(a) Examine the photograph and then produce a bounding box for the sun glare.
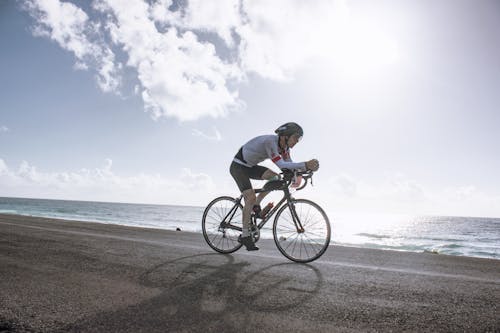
[302,14,403,119]
[316,17,401,79]
[335,23,400,76]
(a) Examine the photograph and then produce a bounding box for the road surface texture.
[1,214,499,332]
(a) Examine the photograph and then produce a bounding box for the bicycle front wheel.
[273,199,331,263]
[202,196,243,253]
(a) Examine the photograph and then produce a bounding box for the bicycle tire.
[202,196,243,253]
[273,199,331,263]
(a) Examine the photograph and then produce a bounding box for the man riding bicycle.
[229,122,320,251]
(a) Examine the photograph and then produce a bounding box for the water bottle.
[260,202,274,219]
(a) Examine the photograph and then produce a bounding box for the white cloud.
[236,0,349,81]
[329,173,358,197]
[328,173,428,203]
[0,158,218,205]
[191,127,222,141]
[2,157,499,216]
[387,173,427,202]
[180,168,216,190]
[23,0,121,92]
[23,0,357,121]
[0,126,9,133]
[0,159,8,175]
[177,0,242,48]
[324,172,500,217]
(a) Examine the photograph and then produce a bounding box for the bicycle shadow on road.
[63,253,324,332]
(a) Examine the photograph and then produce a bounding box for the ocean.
[1,196,498,260]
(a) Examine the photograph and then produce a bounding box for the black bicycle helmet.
[274,122,304,137]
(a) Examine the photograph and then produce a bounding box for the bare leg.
[255,169,279,205]
[241,189,256,237]
[240,188,260,250]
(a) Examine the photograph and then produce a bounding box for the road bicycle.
[202,170,331,263]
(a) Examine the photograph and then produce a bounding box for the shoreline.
[1,213,500,332]
[3,195,500,220]
[1,212,498,261]
[4,212,496,270]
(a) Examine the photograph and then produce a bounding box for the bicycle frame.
[220,171,310,233]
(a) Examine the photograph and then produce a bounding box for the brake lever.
[306,171,314,187]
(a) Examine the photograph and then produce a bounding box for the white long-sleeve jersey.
[233,135,306,171]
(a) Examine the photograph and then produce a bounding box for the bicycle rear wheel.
[273,199,331,263]
[202,196,243,253]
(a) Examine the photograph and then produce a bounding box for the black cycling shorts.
[230,161,268,192]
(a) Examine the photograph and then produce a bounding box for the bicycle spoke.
[284,233,300,252]
[209,231,219,243]
[273,199,330,262]
[202,197,243,253]
[277,229,298,237]
[207,212,222,223]
[303,229,327,239]
[303,217,323,229]
[302,233,323,252]
[277,224,297,232]
[301,235,310,258]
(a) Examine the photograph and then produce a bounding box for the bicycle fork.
[288,200,305,233]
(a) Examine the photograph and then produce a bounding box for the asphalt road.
[1,214,499,332]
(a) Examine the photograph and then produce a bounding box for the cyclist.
[229,122,320,251]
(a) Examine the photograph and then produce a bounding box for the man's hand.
[306,159,319,171]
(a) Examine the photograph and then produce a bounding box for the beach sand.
[1,213,499,332]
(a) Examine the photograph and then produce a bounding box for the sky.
[1,0,500,217]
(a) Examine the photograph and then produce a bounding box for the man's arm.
[273,157,307,171]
